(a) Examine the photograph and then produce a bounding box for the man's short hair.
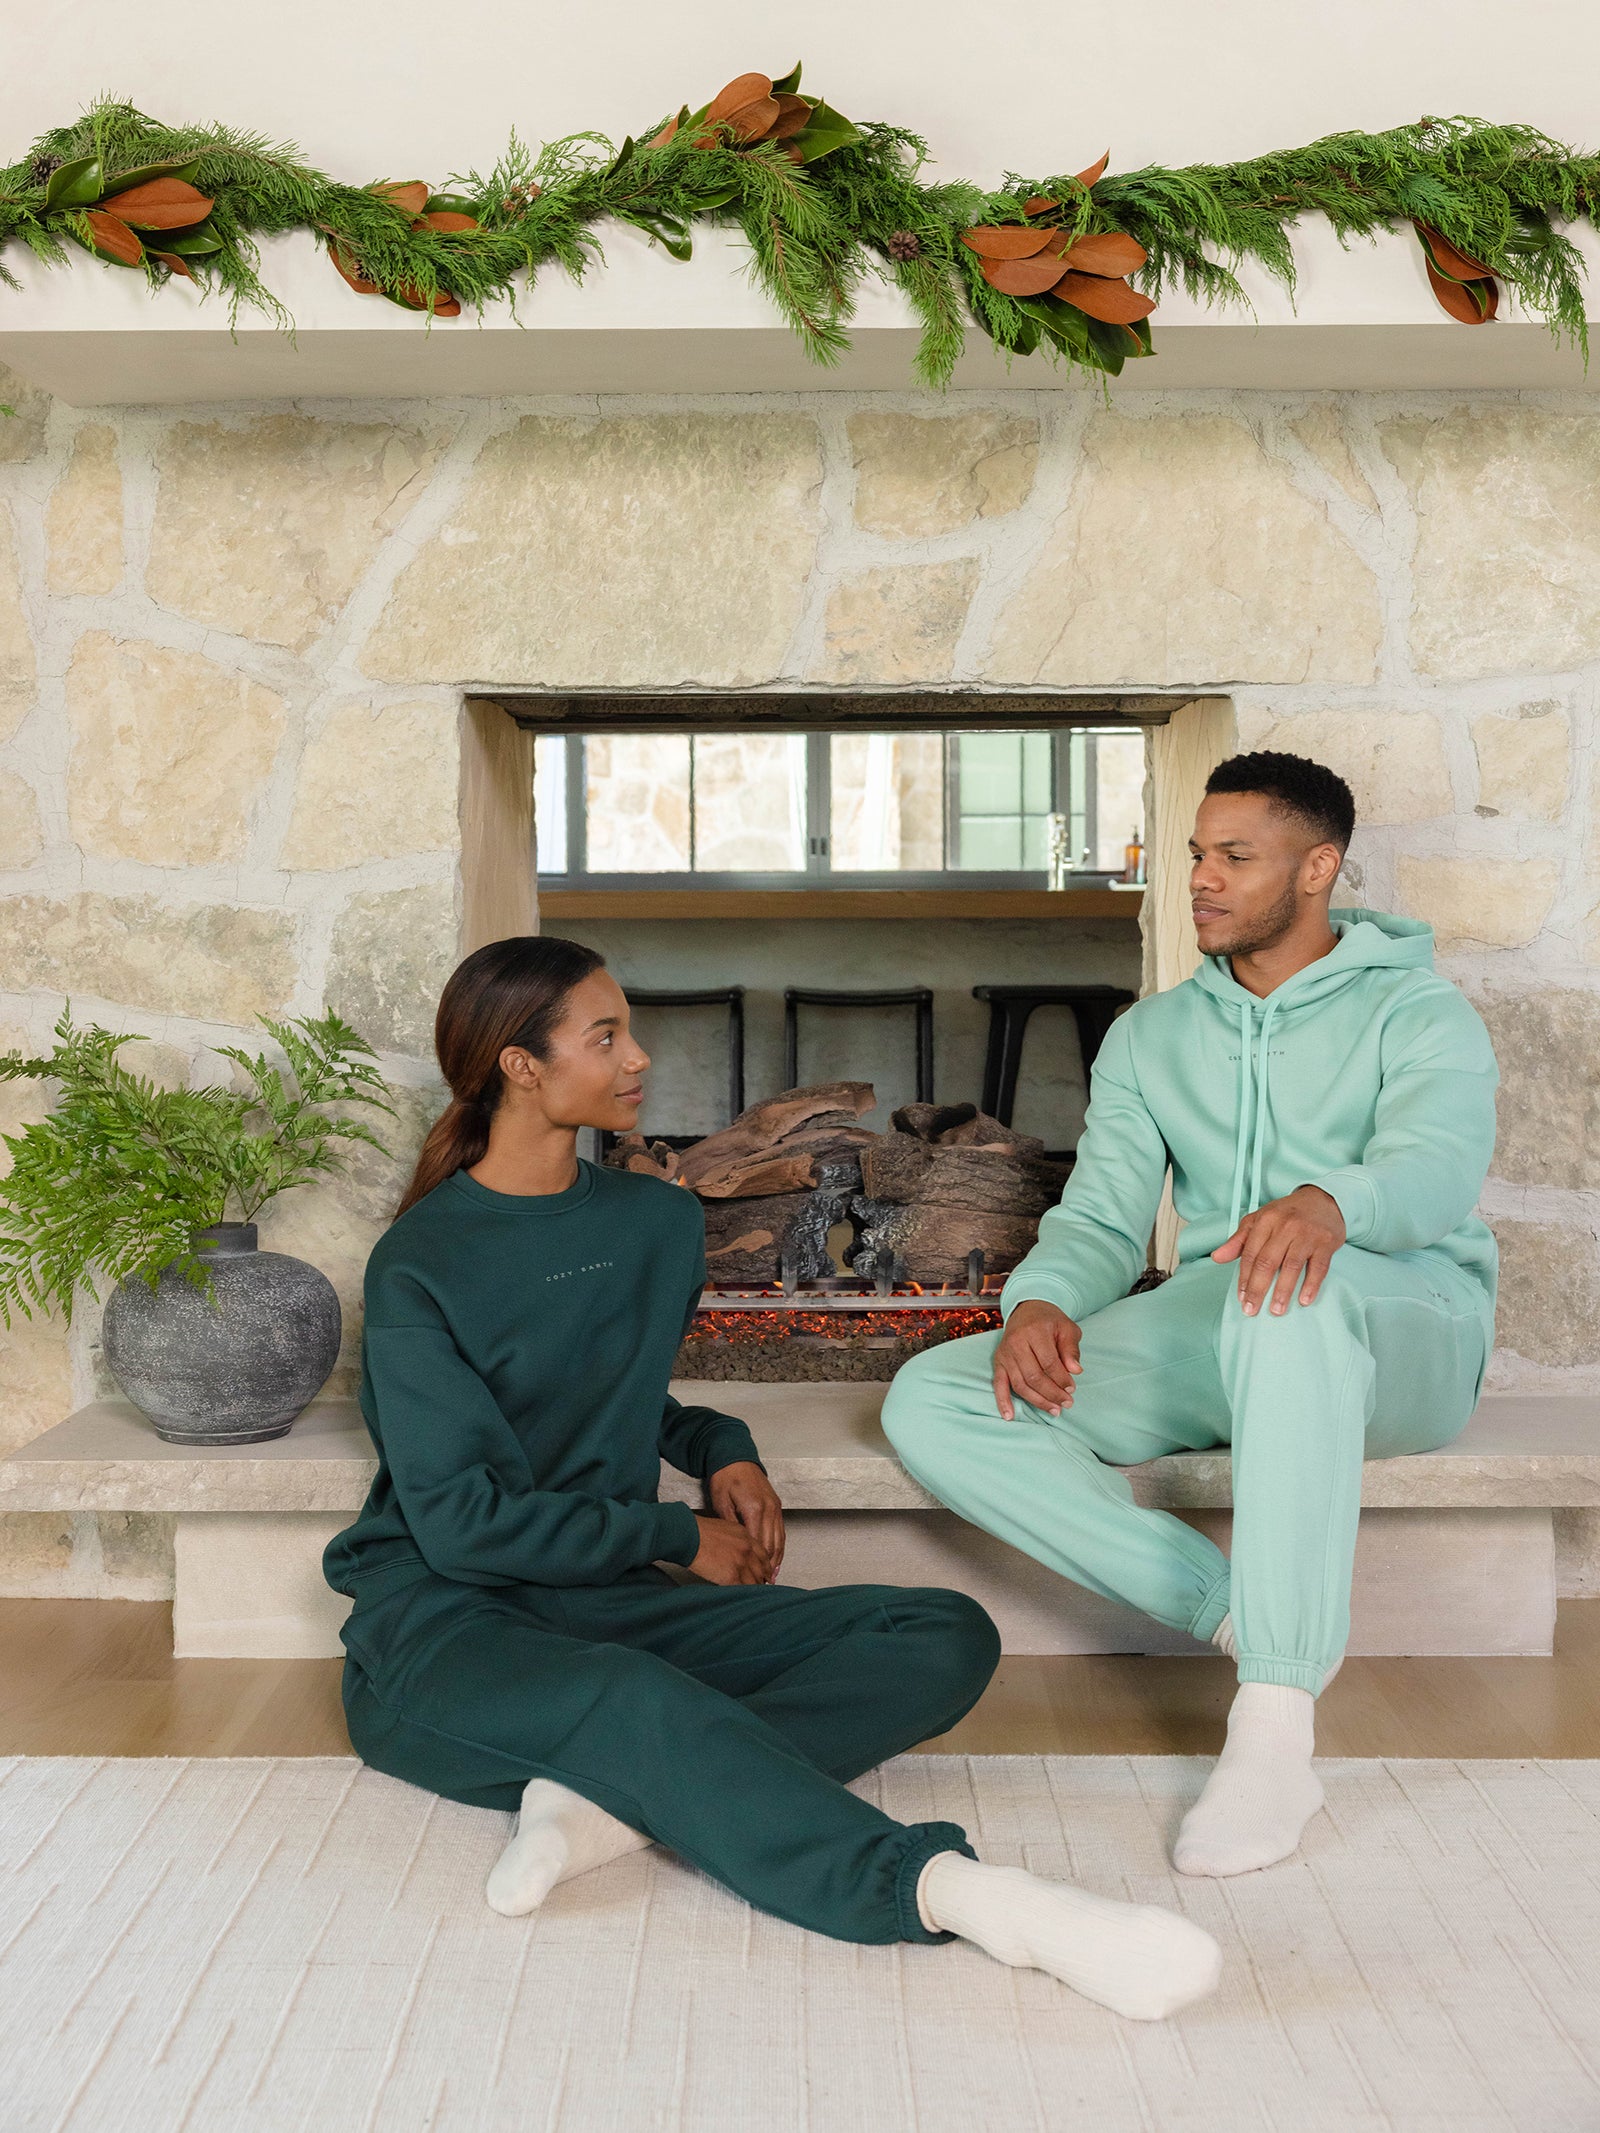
[1204,751,1356,852]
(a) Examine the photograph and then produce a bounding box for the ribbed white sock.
[1209,1612,1344,1687]
[1172,1683,1324,1877]
[485,1778,653,1916]
[916,1852,1222,2021]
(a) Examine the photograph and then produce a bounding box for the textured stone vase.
[102,1222,341,1445]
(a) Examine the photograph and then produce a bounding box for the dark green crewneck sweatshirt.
[323,1160,761,1595]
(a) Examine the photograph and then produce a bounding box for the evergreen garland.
[0,85,1594,386]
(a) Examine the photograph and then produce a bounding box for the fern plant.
[0,1005,395,1326]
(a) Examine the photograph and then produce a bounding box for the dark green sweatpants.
[339,1559,1000,1945]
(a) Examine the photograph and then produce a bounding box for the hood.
[1192,909,1437,1236]
[1192,907,1435,1016]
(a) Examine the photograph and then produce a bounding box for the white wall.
[9,1,1599,186]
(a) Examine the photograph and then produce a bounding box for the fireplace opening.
[462,689,1236,1377]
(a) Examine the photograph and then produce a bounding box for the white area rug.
[4,1755,1600,2132]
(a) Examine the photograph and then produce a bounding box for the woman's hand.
[689,1511,773,1586]
[992,1300,1083,1419]
[707,1461,785,1581]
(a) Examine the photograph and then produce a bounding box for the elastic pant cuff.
[1236,1655,1328,1696]
[1186,1568,1233,1647]
[894,1822,977,1944]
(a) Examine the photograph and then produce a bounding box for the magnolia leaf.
[44,155,102,210]
[1014,293,1092,358]
[75,211,145,267]
[98,176,214,231]
[683,180,742,212]
[159,225,225,256]
[370,180,430,216]
[152,250,195,280]
[425,191,481,216]
[1059,230,1148,278]
[705,74,773,125]
[1011,314,1042,356]
[982,251,1076,296]
[1082,316,1130,374]
[962,226,1060,260]
[604,135,636,179]
[1425,259,1496,322]
[100,156,202,195]
[771,62,803,95]
[1415,222,1494,283]
[419,209,478,233]
[1053,269,1157,324]
[789,101,860,163]
[1074,151,1111,188]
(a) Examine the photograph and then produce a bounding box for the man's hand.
[1212,1185,1346,1315]
[688,1512,773,1586]
[992,1299,1083,1420]
[708,1460,785,1580]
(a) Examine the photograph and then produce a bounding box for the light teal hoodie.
[1002,908,1499,1333]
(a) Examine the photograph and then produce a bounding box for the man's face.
[1189,791,1329,958]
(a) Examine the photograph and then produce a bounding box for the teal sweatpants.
[882,1247,1489,1694]
[338,1559,999,1944]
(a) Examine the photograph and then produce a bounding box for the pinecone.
[500,182,542,219]
[886,229,921,262]
[25,152,62,188]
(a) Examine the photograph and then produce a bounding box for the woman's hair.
[395,935,605,1217]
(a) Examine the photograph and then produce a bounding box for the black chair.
[624,987,745,1143]
[783,987,934,1103]
[971,984,1136,1131]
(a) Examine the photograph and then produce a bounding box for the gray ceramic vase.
[101,1222,341,1445]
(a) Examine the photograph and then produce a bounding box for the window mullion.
[807,732,831,880]
[568,733,586,878]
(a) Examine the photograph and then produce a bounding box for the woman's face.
[508,970,650,1133]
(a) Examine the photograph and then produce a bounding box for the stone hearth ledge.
[3,1385,1596,1515]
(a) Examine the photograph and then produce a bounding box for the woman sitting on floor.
[322,935,1221,2021]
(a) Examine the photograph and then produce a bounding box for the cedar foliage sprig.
[0,1006,395,1326]
[1,98,1595,385]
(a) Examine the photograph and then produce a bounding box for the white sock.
[485,1778,653,1917]
[1210,1612,1343,1688]
[1172,1683,1324,1878]
[916,1852,1222,2021]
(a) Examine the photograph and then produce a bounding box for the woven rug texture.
[3,1753,1599,2132]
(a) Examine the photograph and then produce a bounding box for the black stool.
[972,984,1136,1129]
[626,987,746,1140]
[783,987,934,1102]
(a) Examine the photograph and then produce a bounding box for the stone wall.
[1,369,1596,1594]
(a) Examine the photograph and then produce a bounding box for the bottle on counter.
[1122,827,1145,885]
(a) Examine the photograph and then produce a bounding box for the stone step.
[5,1386,1597,1514]
[3,1388,1592,1659]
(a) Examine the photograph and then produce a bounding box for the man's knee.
[880,1331,996,1459]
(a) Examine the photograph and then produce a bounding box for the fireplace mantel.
[3,218,1595,405]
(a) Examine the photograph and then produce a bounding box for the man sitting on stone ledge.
[883,751,1500,1877]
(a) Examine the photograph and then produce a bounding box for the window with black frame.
[532,727,1145,888]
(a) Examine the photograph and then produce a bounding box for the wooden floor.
[4,1598,1600,1758]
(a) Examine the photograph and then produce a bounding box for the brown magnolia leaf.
[432,293,462,318]
[984,251,1081,295]
[82,211,144,266]
[1022,194,1058,215]
[329,243,381,296]
[961,225,1059,259]
[1425,260,1496,323]
[770,93,812,139]
[1053,269,1157,323]
[152,249,194,279]
[705,72,773,122]
[1415,222,1493,282]
[418,210,478,233]
[98,176,213,230]
[1060,230,1147,277]
[371,180,430,216]
[644,114,680,150]
[1074,150,1110,187]
[780,141,805,163]
[723,94,780,141]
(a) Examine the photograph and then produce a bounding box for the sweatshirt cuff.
[999,1272,1086,1325]
[1308,1167,1377,1248]
[698,1423,765,1480]
[651,1500,704,1568]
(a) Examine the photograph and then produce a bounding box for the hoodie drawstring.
[1227,996,1281,1237]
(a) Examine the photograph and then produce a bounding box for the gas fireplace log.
[890,1101,1041,1151]
[607,1135,682,1182]
[675,1082,875,1190]
[692,1125,878,1199]
[860,1137,1070,1217]
[701,1180,853,1286]
[850,1198,1044,1288]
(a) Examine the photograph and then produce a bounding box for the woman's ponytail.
[393,936,604,1219]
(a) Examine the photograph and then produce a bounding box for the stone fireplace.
[0,380,1596,1602]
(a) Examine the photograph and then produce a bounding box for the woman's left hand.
[708,1462,785,1582]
